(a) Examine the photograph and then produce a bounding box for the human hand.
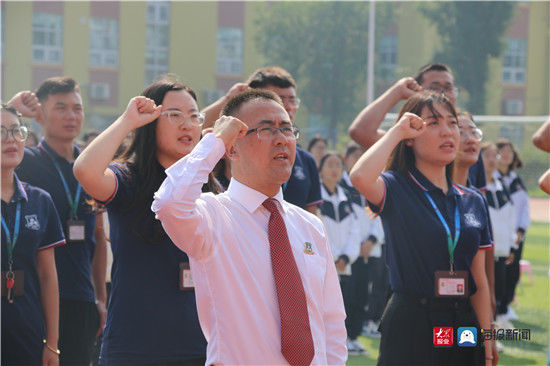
[392,112,426,140]
[121,97,162,129]
[391,77,422,100]
[96,300,107,337]
[8,91,41,119]
[484,339,498,366]
[42,344,59,366]
[505,252,515,265]
[225,83,249,100]
[213,115,248,153]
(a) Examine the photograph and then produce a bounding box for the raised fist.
[8,91,40,118]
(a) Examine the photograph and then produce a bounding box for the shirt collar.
[226,178,287,214]
[11,173,28,203]
[408,167,463,197]
[39,137,81,162]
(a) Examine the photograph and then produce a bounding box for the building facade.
[1,1,548,135]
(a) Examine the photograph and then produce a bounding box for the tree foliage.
[420,2,515,114]
[254,2,392,145]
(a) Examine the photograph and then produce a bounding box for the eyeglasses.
[459,127,483,141]
[278,95,301,107]
[428,86,459,97]
[1,125,28,143]
[161,110,205,127]
[245,125,300,140]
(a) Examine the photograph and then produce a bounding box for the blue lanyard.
[423,191,461,272]
[39,144,82,219]
[1,202,22,266]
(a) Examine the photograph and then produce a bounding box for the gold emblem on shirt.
[303,242,315,255]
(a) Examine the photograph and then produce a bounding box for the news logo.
[457,327,477,347]
[433,327,453,347]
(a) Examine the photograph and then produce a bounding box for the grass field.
[347,221,550,366]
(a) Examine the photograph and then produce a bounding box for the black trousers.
[505,240,524,308]
[378,292,485,366]
[366,256,389,322]
[59,299,99,366]
[494,257,508,315]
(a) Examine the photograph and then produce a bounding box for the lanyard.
[423,191,461,272]
[1,202,22,268]
[39,144,82,219]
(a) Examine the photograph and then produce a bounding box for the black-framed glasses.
[245,126,300,140]
[161,110,205,127]
[1,126,28,143]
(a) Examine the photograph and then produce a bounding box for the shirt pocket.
[302,253,327,299]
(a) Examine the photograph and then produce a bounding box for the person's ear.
[227,145,238,161]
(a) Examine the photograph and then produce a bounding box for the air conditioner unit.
[90,83,111,101]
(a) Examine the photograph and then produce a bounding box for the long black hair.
[116,77,218,243]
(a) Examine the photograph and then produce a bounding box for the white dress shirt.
[151,133,347,366]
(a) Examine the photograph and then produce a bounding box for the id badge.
[434,270,468,297]
[1,270,25,297]
[179,262,194,291]
[67,220,85,242]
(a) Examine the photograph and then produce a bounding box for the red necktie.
[263,198,315,366]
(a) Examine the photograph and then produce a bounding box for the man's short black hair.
[246,66,297,90]
[344,141,364,159]
[35,76,80,102]
[413,63,453,85]
[221,89,283,118]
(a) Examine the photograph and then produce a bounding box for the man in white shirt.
[152,89,347,366]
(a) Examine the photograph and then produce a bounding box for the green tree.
[254,2,392,145]
[420,2,515,114]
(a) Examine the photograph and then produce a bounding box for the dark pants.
[59,299,99,366]
[378,292,485,366]
[366,256,388,322]
[349,259,370,340]
[505,240,524,308]
[494,257,508,315]
[339,274,354,337]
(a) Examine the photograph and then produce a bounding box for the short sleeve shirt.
[368,168,492,296]
[15,139,96,302]
[98,163,206,363]
[283,147,323,209]
[2,175,65,364]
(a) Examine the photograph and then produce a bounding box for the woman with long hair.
[494,138,530,321]
[350,92,494,365]
[73,78,213,365]
[2,104,65,365]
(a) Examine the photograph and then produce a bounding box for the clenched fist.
[213,115,248,153]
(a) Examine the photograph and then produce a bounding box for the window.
[1,9,5,61]
[32,13,63,64]
[501,38,526,84]
[503,99,524,115]
[89,82,110,101]
[216,27,243,75]
[89,17,119,67]
[378,35,397,80]
[145,1,170,85]
[202,89,225,105]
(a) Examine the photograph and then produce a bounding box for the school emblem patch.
[24,215,40,230]
[304,242,315,255]
[464,212,481,228]
[294,166,306,180]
